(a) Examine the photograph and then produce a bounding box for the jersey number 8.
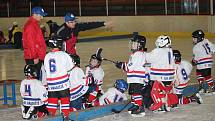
[181,68,188,80]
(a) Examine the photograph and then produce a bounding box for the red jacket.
[23,16,46,60]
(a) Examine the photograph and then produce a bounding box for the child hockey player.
[20,64,49,120]
[69,54,95,111]
[85,53,104,104]
[92,79,128,106]
[173,50,203,105]
[44,38,74,120]
[146,35,176,112]
[192,30,215,93]
[115,33,147,117]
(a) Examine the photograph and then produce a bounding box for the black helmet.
[90,54,102,62]
[131,32,146,51]
[173,50,181,63]
[48,38,63,49]
[24,64,38,78]
[192,30,204,43]
[70,54,80,66]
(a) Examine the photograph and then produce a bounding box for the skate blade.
[131,112,146,117]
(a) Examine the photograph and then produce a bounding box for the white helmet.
[155,35,171,48]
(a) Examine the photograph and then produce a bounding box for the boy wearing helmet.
[85,53,105,105]
[44,38,74,120]
[92,79,128,106]
[115,32,147,117]
[192,30,215,93]
[68,54,94,111]
[173,50,203,105]
[145,35,175,112]
[20,64,49,120]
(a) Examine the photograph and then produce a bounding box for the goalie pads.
[182,85,199,97]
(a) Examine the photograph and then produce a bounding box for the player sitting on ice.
[92,79,128,106]
[69,54,96,110]
[191,30,215,93]
[173,50,203,106]
[114,32,147,117]
[20,64,49,120]
[145,35,178,112]
[85,53,104,105]
[44,38,74,121]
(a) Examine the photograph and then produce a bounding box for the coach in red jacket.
[23,6,47,78]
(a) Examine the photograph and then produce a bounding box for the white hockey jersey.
[85,66,104,86]
[193,39,215,69]
[125,51,147,84]
[44,50,74,92]
[69,66,89,101]
[146,48,175,81]
[99,87,127,105]
[173,60,193,95]
[20,79,48,106]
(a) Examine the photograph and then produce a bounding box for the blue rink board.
[44,101,132,121]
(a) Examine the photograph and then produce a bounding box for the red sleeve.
[36,27,46,60]
[23,25,37,59]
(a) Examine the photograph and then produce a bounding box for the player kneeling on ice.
[85,53,104,106]
[114,33,147,117]
[44,38,74,121]
[191,30,215,93]
[69,54,96,110]
[145,35,178,112]
[92,79,128,106]
[173,50,203,105]
[20,64,49,120]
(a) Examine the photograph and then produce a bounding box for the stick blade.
[96,48,103,59]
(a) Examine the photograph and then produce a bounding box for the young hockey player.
[20,64,49,120]
[44,38,74,120]
[92,79,128,106]
[115,33,147,117]
[69,54,94,111]
[192,30,215,93]
[173,50,203,105]
[85,53,104,104]
[145,35,176,112]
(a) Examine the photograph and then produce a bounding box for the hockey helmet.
[173,50,181,63]
[155,35,171,48]
[114,79,128,93]
[70,54,80,67]
[192,30,204,43]
[130,32,146,51]
[48,38,63,49]
[90,54,102,62]
[24,64,38,78]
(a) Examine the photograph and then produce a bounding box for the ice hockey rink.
[0,36,215,120]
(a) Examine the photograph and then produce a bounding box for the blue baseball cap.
[64,13,76,22]
[32,6,47,16]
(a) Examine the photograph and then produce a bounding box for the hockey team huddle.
[20,29,215,120]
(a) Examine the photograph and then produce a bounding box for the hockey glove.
[115,61,123,69]
[191,59,197,66]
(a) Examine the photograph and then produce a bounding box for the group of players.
[20,29,215,120]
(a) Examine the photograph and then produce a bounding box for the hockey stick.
[102,58,117,64]
[111,101,131,113]
[95,48,117,64]
[96,48,103,59]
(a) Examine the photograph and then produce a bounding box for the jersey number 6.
[49,59,56,73]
